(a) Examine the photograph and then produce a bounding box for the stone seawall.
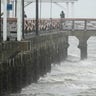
[0,32,69,95]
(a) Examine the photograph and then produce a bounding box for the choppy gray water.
[11,36,96,96]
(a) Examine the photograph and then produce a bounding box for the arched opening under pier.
[68,36,80,59]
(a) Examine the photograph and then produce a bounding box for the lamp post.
[0,0,1,41]
[15,0,17,17]
[71,2,74,18]
[22,0,24,39]
[66,2,69,18]
[36,0,39,35]
[7,0,10,17]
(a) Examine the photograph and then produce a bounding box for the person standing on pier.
[60,11,65,30]
[60,11,65,18]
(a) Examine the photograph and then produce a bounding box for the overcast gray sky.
[25,0,96,18]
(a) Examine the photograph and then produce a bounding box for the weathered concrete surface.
[0,32,68,95]
[0,41,20,62]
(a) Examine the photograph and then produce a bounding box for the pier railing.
[0,18,96,34]
[24,18,61,33]
[61,18,96,31]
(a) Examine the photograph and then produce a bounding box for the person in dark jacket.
[60,11,65,18]
[60,11,65,30]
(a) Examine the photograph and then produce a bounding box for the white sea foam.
[19,37,96,96]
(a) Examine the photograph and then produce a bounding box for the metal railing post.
[84,19,87,31]
[72,20,74,31]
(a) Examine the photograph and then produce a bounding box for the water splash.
[10,37,96,96]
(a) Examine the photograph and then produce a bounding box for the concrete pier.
[0,32,68,95]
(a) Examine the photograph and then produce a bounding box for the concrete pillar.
[66,2,69,18]
[3,0,7,41]
[65,36,69,58]
[77,36,90,60]
[78,41,87,60]
[71,2,74,18]
[17,0,22,41]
